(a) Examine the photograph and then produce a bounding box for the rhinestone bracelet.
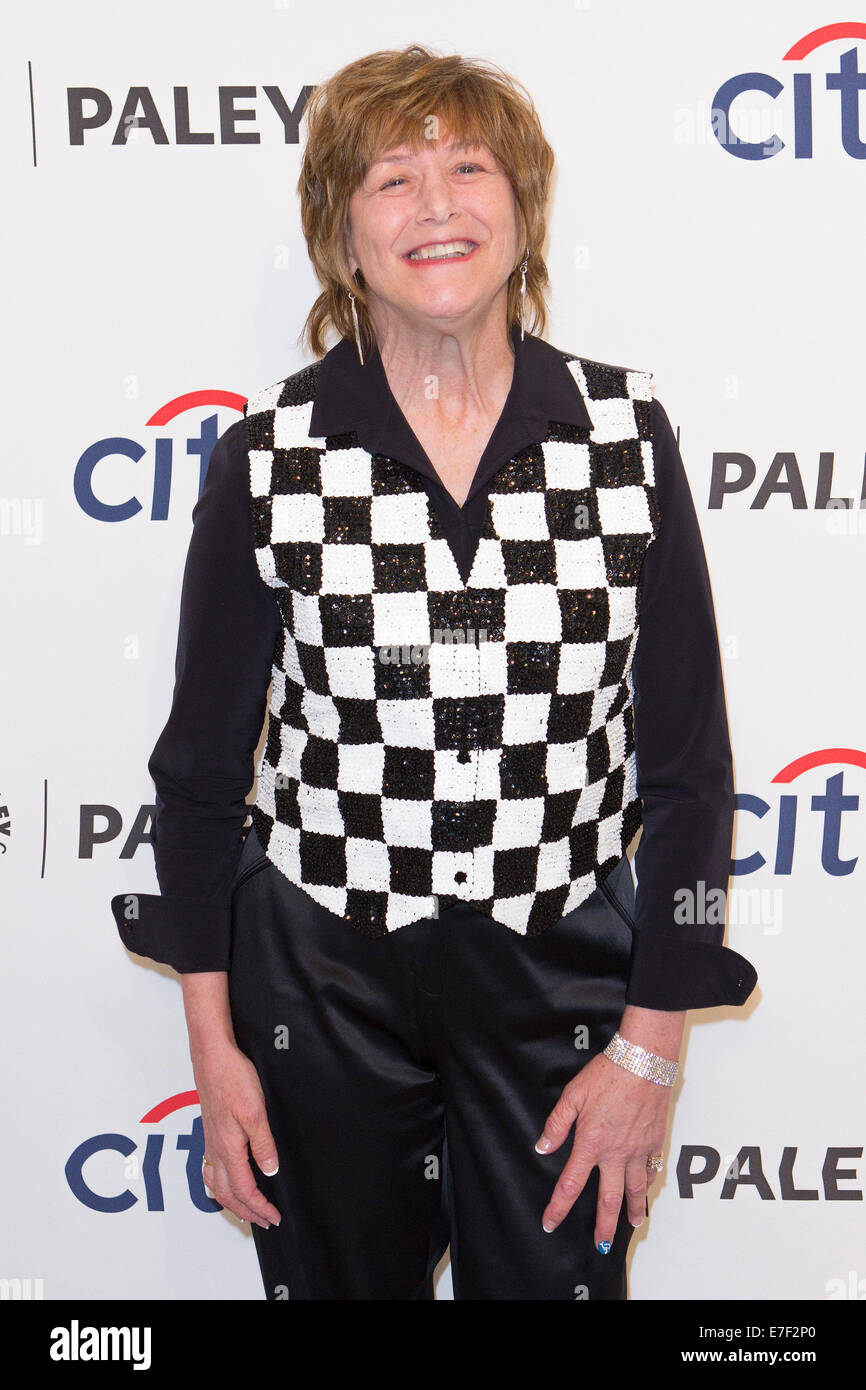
[603,1031,680,1087]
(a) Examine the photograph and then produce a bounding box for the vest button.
[454,870,467,883]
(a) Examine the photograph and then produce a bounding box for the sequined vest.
[243,351,659,937]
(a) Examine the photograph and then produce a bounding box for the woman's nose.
[414,169,460,222]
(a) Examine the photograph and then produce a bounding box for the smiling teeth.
[407,241,476,260]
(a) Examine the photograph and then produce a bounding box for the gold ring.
[646,1154,664,1172]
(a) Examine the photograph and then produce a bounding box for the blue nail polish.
[597,1240,611,1254]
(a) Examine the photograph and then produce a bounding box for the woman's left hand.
[535,1050,672,1249]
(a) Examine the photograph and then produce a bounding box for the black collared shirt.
[128,322,758,1009]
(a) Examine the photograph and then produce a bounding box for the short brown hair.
[297,44,556,360]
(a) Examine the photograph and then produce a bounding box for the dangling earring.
[519,252,529,341]
[347,289,364,366]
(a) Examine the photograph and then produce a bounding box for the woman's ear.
[342,216,359,279]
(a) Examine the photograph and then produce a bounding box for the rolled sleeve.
[110,415,280,973]
[624,396,758,1010]
[110,891,234,974]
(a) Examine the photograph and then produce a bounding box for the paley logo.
[734,747,862,877]
[713,21,866,159]
[67,84,313,146]
[65,1089,218,1213]
[677,1145,862,1199]
[74,390,245,522]
[709,448,866,512]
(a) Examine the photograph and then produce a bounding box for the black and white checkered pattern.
[243,352,658,937]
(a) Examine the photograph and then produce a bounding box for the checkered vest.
[243,350,659,937]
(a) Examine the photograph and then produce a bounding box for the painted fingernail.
[542,1220,556,1233]
[597,1240,611,1254]
[535,1136,551,1153]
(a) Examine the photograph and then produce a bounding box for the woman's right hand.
[191,1034,282,1230]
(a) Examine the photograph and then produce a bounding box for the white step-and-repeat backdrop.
[3,0,863,1301]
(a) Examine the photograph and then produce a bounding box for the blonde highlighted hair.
[297,44,556,360]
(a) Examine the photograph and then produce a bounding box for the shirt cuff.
[624,928,758,1011]
[110,892,232,974]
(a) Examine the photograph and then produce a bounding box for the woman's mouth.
[403,240,479,264]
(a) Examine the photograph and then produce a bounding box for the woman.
[112,44,758,1300]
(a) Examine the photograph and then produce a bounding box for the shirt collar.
[307,319,594,507]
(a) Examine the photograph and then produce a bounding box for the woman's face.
[344,127,523,338]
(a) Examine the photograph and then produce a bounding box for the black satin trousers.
[228,824,640,1301]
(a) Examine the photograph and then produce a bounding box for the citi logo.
[64,1090,216,1213]
[712,22,866,159]
[734,748,862,879]
[74,391,245,522]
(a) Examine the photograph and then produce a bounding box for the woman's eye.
[380,162,485,189]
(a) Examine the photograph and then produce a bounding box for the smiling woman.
[112,41,757,1302]
[404,238,479,262]
[338,122,527,502]
[297,51,554,362]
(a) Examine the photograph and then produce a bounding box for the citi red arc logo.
[145,391,244,426]
[713,23,866,158]
[74,391,246,522]
[64,1090,215,1213]
[772,747,866,780]
[140,1088,200,1122]
[734,748,862,876]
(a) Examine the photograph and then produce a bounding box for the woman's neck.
[371,304,516,426]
